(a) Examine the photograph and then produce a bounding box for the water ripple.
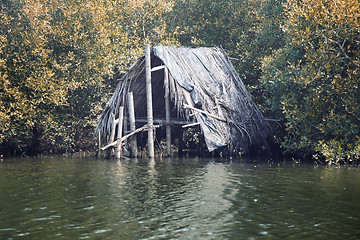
[1,157,360,239]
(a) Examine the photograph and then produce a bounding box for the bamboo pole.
[164,66,171,156]
[128,92,137,157]
[108,112,116,157]
[109,112,116,145]
[115,106,124,159]
[151,65,165,72]
[123,112,128,148]
[135,118,191,125]
[101,124,160,151]
[145,44,155,158]
[98,129,101,158]
[183,104,227,122]
[182,122,200,128]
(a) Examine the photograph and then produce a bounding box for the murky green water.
[1,156,360,240]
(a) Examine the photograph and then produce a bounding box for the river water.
[1,156,360,240]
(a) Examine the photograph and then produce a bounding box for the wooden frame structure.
[96,45,272,159]
[99,44,176,159]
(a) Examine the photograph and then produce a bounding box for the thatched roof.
[96,45,271,156]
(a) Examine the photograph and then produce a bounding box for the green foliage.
[0,0,105,153]
[261,0,360,164]
[0,0,176,156]
[1,0,357,163]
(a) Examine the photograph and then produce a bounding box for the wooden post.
[145,44,154,158]
[98,129,101,158]
[109,112,116,145]
[164,66,171,156]
[128,92,137,157]
[123,112,128,148]
[115,106,124,159]
[109,112,116,157]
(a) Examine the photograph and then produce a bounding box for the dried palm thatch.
[96,45,271,156]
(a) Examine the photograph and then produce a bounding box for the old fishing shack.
[96,45,271,158]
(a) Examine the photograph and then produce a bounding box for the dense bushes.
[260,0,360,164]
[0,0,176,156]
[1,0,359,164]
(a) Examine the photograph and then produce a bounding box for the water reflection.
[1,157,360,239]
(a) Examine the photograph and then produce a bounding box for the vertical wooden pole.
[164,66,171,157]
[128,92,137,157]
[145,44,155,158]
[109,112,116,157]
[116,106,124,159]
[98,129,101,158]
[109,112,116,145]
[123,112,128,150]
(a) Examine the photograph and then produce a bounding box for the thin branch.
[183,104,227,122]
[322,34,350,59]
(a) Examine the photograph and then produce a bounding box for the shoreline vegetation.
[1,0,359,165]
